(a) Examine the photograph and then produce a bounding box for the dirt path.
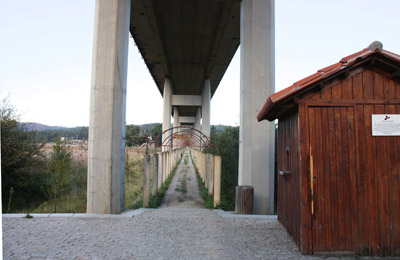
[159,150,204,208]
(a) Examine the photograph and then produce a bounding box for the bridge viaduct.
[87,0,275,215]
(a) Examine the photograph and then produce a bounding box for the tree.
[210,126,239,211]
[33,126,89,143]
[1,97,47,212]
[126,124,149,146]
[151,123,162,145]
[47,139,72,213]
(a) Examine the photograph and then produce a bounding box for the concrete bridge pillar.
[87,0,131,214]
[173,107,180,130]
[194,107,201,131]
[202,79,211,138]
[173,107,180,148]
[162,78,172,151]
[239,0,275,214]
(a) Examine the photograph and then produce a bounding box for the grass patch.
[175,167,189,203]
[33,167,87,213]
[189,151,214,209]
[175,168,188,195]
[124,148,146,208]
[33,190,86,213]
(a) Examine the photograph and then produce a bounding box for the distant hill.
[24,122,161,143]
[24,122,235,143]
[23,122,67,131]
[139,123,158,134]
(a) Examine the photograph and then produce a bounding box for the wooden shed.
[257,42,400,256]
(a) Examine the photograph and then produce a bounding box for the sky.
[1,0,400,127]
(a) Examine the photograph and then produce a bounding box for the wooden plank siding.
[308,106,356,252]
[299,103,313,254]
[277,110,301,247]
[277,67,400,255]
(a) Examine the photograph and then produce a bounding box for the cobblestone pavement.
[3,209,399,260]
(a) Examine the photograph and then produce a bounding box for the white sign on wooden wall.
[372,114,400,136]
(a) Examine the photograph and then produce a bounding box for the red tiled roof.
[257,44,400,122]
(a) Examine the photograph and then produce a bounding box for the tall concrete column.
[87,0,131,214]
[202,79,211,138]
[173,107,180,129]
[239,0,275,214]
[162,79,172,151]
[194,107,201,131]
[173,107,179,148]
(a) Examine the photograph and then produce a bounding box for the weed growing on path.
[184,155,188,165]
[175,167,189,202]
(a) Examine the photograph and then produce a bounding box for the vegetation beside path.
[208,126,239,211]
[2,96,238,213]
[189,151,214,209]
[130,155,183,209]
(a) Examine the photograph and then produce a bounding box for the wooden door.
[308,106,358,252]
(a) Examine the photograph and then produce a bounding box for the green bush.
[1,98,48,212]
[46,139,73,213]
[35,141,87,213]
[210,126,239,211]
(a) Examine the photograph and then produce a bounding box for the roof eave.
[258,48,400,122]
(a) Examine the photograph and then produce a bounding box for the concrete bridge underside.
[88,0,275,214]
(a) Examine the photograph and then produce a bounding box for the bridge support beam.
[238,0,275,214]
[87,0,131,214]
[202,79,211,138]
[162,78,172,151]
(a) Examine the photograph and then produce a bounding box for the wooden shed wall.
[277,110,301,246]
[301,67,400,256]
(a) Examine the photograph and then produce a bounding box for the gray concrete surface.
[239,0,276,214]
[162,78,172,152]
[87,0,131,214]
[159,152,204,209]
[201,79,211,138]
